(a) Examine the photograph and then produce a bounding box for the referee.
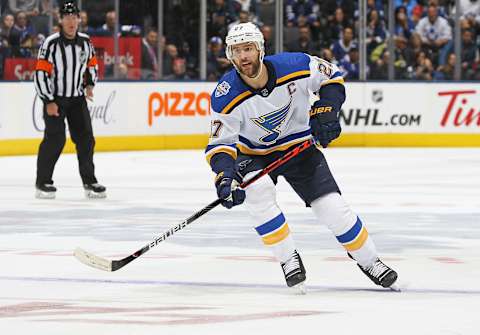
[34,1,106,199]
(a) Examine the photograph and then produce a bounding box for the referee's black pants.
[36,96,98,186]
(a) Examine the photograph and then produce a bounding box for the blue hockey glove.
[309,100,341,148]
[215,169,245,209]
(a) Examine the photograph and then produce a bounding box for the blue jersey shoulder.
[265,52,311,79]
[211,70,251,114]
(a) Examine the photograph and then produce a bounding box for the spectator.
[117,60,130,80]
[228,9,250,30]
[7,0,39,16]
[331,26,356,61]
[320,47,338,65]
[0,13,14,46]
[370,48,390,79]
[434,52,455,80]
[460,29,477,79]
[324,8,352,46]
[260,24,274,55]
[231,0,260,25]
[78,10,96,36]
[81,0,114,28]
[395,6,415,40]
[453,0,480,21]
[9,11,34,57]
[354,0,385,20]
[96,10,116,36]
[207,36,230,81]
[414,50,434,80]
[286,25,318,54]
[411,4,424,25]
[231,0,258,15]
[208,0,234,40]
[415,4,452,66]
[141,28,158,80]
[179,40,198,79]
[285,0,320,28]
[320,0,356,24]
[165,57,190,80]
[339,46,360,80]
[395,0,418,18]
[163,43,178,77]
[366,9,387,54]
[0,13,14,77]
[30,0,57,35]
[394,36,417,78]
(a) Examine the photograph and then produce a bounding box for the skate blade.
[291,282,307,295]
[388,283,401,292]
[35,190,55,199]
[85,190,107,199]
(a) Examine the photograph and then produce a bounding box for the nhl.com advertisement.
[0,82,478,148]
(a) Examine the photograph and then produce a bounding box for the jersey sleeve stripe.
[205,145,238,164]
[276,70,311,85]
[221,90,253,114]
[321,77,345,86]
[35,59,53,75]
[237,132,311,155]
[88,55,98,67]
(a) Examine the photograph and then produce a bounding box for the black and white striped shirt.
[34,31,98,103]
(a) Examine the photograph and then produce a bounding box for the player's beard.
[236,57,261,78]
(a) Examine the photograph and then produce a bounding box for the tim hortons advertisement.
[342,83,480,133]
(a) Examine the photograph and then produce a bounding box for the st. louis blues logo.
[251,98,292,144]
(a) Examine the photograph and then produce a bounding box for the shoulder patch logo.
[39,47,47,59]
[79,51,87,64]
[215,81,231,98]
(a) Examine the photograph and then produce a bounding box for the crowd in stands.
[1,0,479,81]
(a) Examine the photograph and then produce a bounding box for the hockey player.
[205,22,398,291]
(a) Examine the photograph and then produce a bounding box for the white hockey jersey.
[206,52,344,163]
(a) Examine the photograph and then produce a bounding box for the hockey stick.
[74,138,315,272]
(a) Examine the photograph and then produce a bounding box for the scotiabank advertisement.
[0,81,478,142]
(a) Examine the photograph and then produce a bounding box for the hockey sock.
[311,192,378,267]
[254,213,295,263]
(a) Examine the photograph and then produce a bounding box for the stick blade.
[74,247,113,272]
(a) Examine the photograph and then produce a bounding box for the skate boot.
[84,183,107,199]
[35,183,56,199]
[281,250,306,292]
[353,256,398,288]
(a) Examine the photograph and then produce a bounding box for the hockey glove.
[309,100,341,148]
[215,169,246,209]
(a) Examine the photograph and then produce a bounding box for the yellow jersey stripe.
[321,77,345,86]
[344,227,369,251]
[276,70,311,85]
[221,90,253,114]
[237,136,310,155]
[262,223,290,245]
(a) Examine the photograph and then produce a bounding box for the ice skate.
[35,183,56,199]
[281,250,306,294]
[84,183,107,199]
[355,257,398,289]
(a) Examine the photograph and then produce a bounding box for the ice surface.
[0,148,479,334]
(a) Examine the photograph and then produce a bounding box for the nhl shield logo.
[215,81,231,98]
[79,51,87,64]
